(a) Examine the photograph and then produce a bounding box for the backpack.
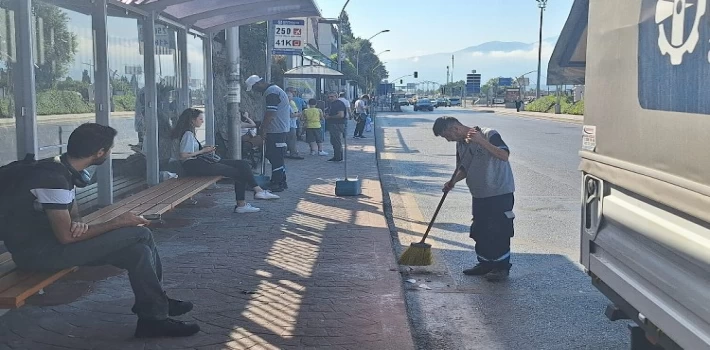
[0,154,47,240]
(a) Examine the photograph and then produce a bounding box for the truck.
[548,1,710,349]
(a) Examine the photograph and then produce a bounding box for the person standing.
[286,91,304,159]
[326,92,347,162]
[338,92,352,137]
[303,98,328,156]
[433,116,516,282]
[245,75,290,192]
[353,94,370,138]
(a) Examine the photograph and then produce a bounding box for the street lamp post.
[536,0,547,99]
[356,30,390,78]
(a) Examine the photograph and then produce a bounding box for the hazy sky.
[317,0,574,60]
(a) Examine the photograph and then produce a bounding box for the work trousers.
[13,227,168,320]
[469,193,515,268]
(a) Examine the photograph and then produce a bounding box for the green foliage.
[36,90,93,115]
[525,95,557,112]
[563,100,584,115]
[113,94,136,112]
[32,2,78,89]
[56,78,90,100]
[526,95,584,115]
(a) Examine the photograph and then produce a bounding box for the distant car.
[413,98,434,111]
[448,98,461,106]
[436,98,450,107]
[397,98,409,106]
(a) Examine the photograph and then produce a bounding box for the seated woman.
[171,108,279,214]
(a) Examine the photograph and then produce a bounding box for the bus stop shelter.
[5,0,320,207]
[283,65,345,101]
[547,0,588,86]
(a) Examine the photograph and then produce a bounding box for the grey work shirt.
[457,127,515,200]
[263,85,291,134]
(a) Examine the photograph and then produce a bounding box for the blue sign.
[466,83,480,94]
[638,0,710,114]
[498,78,514,87]
[377,83,394,95]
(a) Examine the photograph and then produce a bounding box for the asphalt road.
[376,106,630,350]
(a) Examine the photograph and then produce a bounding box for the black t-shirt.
[327,100,347,124]
[4,162,75,254]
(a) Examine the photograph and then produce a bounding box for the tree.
[82,70,91,84]
[31,2,78,90]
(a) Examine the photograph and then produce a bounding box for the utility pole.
[444,66,449,96]
[536,0,548,99]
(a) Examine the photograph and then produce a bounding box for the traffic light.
[413,71,418,78]
[400,79,403,84]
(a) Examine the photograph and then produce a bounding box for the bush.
[563,100,584,115]
[36,90,93,115]
[113,94,136,112]
[526,95,557,113]
[526,95,583,115]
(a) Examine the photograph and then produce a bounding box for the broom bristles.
[398,242,433,266]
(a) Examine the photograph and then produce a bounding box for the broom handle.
[419,169,459,243]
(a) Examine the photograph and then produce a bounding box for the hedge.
[0,90,137,117]
[113,94,136,112]
[36,90,93,115]
[526,95,584,115]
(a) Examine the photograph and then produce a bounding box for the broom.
[398,170,458,266]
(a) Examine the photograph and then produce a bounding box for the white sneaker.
[234,203,261,213]
[318,151,328,156]
[254,190,280,200]
[310,151,316,155]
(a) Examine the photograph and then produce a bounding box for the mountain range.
[385,36,560,89]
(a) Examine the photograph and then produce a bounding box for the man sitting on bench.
[3,123,200,338]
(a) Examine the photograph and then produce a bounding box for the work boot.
[462,264,493,276]
[485,264,512,282]
[168,298,193,317]
[134,318,200,338]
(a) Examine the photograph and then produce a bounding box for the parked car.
[397,98,409,106]
[448,97,461,106]
[413,98,434,111]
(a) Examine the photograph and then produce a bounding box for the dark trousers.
[354,115,367,137]
[469,193,515,268]
[13,227,168,320]
[265,132,287,186]
[183,158,258,201]
[328,123,345,160]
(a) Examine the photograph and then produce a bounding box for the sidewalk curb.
[470,107,583,125]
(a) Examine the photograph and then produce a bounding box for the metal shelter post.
[143,12,159,186]
[13,0,38,160]
[226,26,241,159]
[93,0,113,205]
[178,29,189,111]
[204,34,215,146]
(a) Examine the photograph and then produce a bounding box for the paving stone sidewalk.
[0,129,414,350]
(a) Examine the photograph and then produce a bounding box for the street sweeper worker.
[433,116,515,282]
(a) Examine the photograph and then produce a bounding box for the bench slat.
[85,179,200,224]
[0,268,77,308]
[82,178,185,223]
[148,177,221,207]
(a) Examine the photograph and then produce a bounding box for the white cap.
[245,75,263,91]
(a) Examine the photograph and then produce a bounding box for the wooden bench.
[0,176,222,308]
